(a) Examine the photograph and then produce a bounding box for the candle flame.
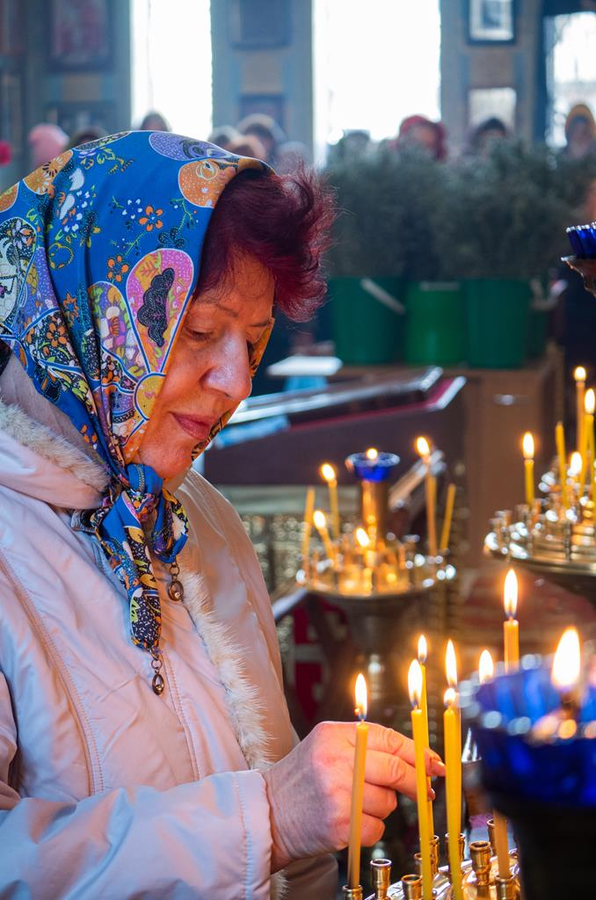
[570,451,583,478]
[417,634,427,664]
[408,659,423,708]
[522,432,534,460]
[445,639,458,688]
[355,527,370,549]
[365,447,379,460]
[504,568,518,619]
[586,389,595,416]
[415,436,431,459]
[552,627,581,691]
[313,510,327,531]
[574,366,587,383]
[354,673,368,719]
[478,649,494,684]
[444,686,457,708]
[320,462,337,483]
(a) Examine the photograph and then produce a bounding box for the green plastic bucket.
[404,281,465,365]
[329,277,405,365]
[527,307,548,359]
[465,279,531,369]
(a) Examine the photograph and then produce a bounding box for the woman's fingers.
[363,723,446,777]
[364,749,435,802]
[361,812,387,847]
[362,782,398,820]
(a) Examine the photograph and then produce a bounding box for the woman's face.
[138,254,274,480]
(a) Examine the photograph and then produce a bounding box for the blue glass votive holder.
[461,656,596,900]
[346,451,399,538]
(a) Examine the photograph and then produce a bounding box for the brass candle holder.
[361,828,520,898]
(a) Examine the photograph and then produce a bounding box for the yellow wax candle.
[320,463,340,539]
[313,510,335,562]
[408,660,433,900]
[503,568,519,671]
[584,390,595,493]
[301,486,315,570]
[555,421,568,510]
[522,432,535,507]
[440,483,456,553]
[416,437,437,558]
[418,636,434,838]
[444,688,463,900]
[575,366,586,454]
[479,650,510,879]
[347,674,369,889]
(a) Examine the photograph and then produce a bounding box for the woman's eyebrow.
[200,299,271,328]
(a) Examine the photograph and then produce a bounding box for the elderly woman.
[0,132,443,898]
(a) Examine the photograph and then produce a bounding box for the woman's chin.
[138,441,194,481]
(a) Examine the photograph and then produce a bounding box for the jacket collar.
[0,398,109,509]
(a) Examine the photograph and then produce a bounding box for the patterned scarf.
[0,131,271,660]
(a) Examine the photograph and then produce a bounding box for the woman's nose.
[204,336,252,403]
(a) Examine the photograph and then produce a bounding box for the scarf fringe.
[179,559,287,899]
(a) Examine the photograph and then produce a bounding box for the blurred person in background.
[465,116,509,158]
[28,123,68,169]
[562,104,596,160]
[228,133,268,160]
[208,125,240,151]
[139,110,171,132]
[237,112,286,166]
[393,114,447,161]
[66,124,108,150]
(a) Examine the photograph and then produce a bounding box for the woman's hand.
[262,721,445,872]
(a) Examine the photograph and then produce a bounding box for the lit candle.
[301,486,315,572]
[522,432,535,507]
[347,673,369,890]
[320,463,341,539]
[443,642,463,900]
[555,421,568,510]
[569,450,583,491]
[584,389,595,493]
[503,568,519,672]
[313,509,336,563]
[355,527,376,593]
[479,650,510,880]
[366,447,379,461]
[575,366,586,454]
[416,436,437,558]
[552,627,581,721]
[418,635,434,838]
[408,660,433,900]
[439,483,456,553]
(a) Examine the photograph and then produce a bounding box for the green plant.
[325,148,448,279]
[437,142,595,280]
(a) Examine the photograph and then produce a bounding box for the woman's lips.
[172,413,216,441]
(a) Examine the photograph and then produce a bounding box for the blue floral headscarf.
[0,131,272,679]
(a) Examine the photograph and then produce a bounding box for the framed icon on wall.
[468,0,516,44]
[48,0,113,70]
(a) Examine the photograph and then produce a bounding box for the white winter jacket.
[0,397,337,899]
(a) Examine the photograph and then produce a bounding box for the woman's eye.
[188,329,213,342]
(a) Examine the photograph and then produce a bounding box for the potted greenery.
[437,142,593,368]
[325,149,466,366]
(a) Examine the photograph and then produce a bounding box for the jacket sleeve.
[0,673,272,900]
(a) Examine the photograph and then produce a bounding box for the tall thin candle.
[584,390,595,493]
[301,487,315,571]
[575,366,586,454]
[522,432,535,507]
[320,463,340,539]
[479,650,510,880]
[440,483,457,553]
[443,687,463,900]
[418,636,434,838]
[347,674,369,890]
[416,437,437,558]
[313,510,335,563]
[408,660,433,900]
[503,569,519,671]
[555,421,568,510]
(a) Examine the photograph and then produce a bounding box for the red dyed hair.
[198,166,335,322]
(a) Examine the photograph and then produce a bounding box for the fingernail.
[431,759,446,776]
[428,787,436,800]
